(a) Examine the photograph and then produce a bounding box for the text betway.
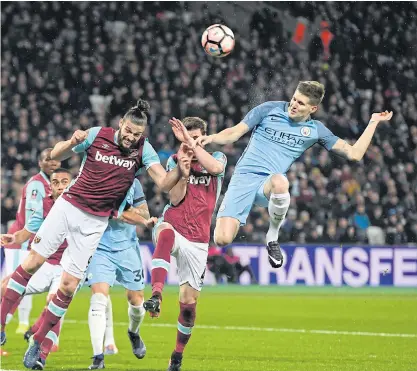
[95,151,135,170]
[189,175,211,186]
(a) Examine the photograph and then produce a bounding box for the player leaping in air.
[191,81,392,268]
[0,99,188,369]
[143,117,227,371]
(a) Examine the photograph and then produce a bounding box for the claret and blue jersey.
[62,126,159,217]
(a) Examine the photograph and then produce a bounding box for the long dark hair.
[122,99,150,126]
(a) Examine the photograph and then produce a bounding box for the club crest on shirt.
[129,150,139,158]
[301,127,311,137]
[101,143,110,149]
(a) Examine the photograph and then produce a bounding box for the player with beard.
[0,99,189,369]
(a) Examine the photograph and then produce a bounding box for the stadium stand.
[1,2,416,245]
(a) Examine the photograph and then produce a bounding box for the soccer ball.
[201,24,235,58]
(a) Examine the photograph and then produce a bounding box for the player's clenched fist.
[70,130,88,145]
[144,217,158,229]
[370,111,393,124]
[1,234,15,245]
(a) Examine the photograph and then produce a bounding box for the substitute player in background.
[195,81,393,268]
[144,117,227,371]
[1,168,71,369]
[0,99,187,369]
[1,149,60,334]
[87,178,158,370]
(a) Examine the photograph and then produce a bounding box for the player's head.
[183,117,207,138]
[39,148,61,176]
[289,81,325,121]
[50,168,72,200]
[182,117,207,159]
[119,99,150,150]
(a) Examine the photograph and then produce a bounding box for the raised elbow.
[213,165,224,175]
[349,151,362,162]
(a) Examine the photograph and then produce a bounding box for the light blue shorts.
[86,244,145,291]
[217,173,272,225]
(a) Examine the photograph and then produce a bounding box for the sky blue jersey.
[235,101,340,175]
[98,178,146,252]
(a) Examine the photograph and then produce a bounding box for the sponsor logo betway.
[189,175,211,186]
[95,151,135,170]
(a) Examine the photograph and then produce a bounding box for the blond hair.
[296,81,325,105]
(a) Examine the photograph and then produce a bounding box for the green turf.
[1,286,416,371]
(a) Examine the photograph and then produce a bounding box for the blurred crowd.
[1,2,416,245]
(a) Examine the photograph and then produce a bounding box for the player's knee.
[214,230,233,247]
[156,222,174,240]
[59,276,79,297]
[21,250,45,274]
[270,174,289,194]
[127,290,144,306]
[180,295,197,305]
[90,293,108,313]
[91,283,110,296]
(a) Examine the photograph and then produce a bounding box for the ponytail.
[123,99,150,126]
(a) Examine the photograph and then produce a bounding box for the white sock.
[104,295,115,347]
[18,295,32,325]
[128,302,146,334]
[56,314,65,346]
[88,293,108,356]
[266,192,291,244]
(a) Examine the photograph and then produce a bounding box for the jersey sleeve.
[72,127,101,153]
[132,179,146,207]
[142,140,161,170]
[316,121,340,151]
[24,181,46,233]
[165,155,178,172]
[242,101,286,130]
[212,151,227,177]
[115,182,135,219]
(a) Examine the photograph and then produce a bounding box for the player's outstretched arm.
[193,146,225,175]
[331,111,393,161]
[119,204,157,228]
[51,130,88,161]
[169,118,225,175]
[147,163,182,193]
[1,228,32,247]
[196,122,250,147]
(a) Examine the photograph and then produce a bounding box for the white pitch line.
[63,319,417,339]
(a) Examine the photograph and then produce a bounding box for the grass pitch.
[1,285,416,371]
